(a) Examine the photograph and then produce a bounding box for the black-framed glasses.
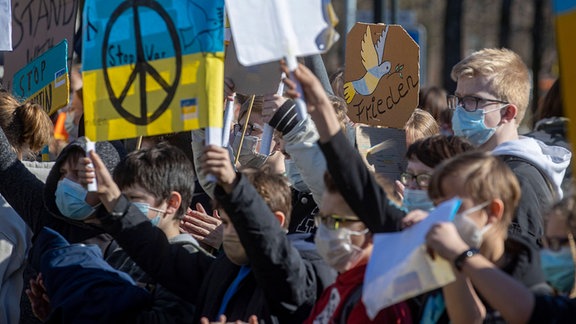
[232,123,258,136]
[400,172,432,188]
[447,95,509,112]
[314,213,361,230]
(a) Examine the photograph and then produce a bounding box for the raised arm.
[283,63,405,233]
[82,151,213,303]
[202,145,317,317]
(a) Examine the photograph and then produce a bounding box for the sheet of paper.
[225,0,338,66]
[363,198,462,319]
[0,0,11,50]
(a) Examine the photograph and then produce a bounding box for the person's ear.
[166,191,182,216]
[273,211,286,229]
[486,198,504,225]
[501,104,518,123]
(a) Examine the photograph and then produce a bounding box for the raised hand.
[180,202,223,251]
[425,222,470,262]
[25,273,51,321]
[200,145,237,193]
[77,150,122,213]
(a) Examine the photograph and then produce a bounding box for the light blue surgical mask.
[55,178,96,220]
[451,105,505,146]
[541,246,575,294]
[402,189,435,212]
[132,202,166,227]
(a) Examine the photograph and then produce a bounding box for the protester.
[419,86,449,123]
[399,135,474,213]
[80,144,322,322]
[303,172,413,323]
[425,191,576,323]
[540,193,576,296]
[526,78,572,194]
[449,48,571,246]
[404,108,440,147]
[0,91,53,324]
[421,151,551,323]
[29,143,211,322]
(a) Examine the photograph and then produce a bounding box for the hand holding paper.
[425,222,470,262]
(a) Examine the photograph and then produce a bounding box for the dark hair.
[113,143,195,219]
[406,135,475,168]
[419,86,448,121]
[533,78,563,128]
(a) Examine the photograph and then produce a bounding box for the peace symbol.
[102,0,182,125]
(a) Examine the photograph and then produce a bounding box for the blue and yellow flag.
[82,0,224,141]
[554,0,576,161]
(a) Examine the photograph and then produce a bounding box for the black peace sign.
[102,0,182,125]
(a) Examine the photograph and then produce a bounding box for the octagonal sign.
[345,23,420,129]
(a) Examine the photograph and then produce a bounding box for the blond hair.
[451,48,531,124]
[429,151,521,233]
[0,91,53,155]
[404,108,440,146]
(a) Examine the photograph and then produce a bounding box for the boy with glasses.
[449,48,571,247]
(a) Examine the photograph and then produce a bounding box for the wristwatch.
[454,248,480,271]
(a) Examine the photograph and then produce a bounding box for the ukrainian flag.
[82,0,224,141]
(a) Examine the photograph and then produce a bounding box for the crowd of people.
[0,46,574,324]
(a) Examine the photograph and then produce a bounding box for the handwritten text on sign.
[3,0,78,91]
[344,23,419,129]
[13,40,69,115]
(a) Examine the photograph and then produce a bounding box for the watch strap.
[454,248,480,271]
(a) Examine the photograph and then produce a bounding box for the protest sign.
[355,125,407,182]
[13,40,69,115]
[224,37,282,96]
[0,0,11,50]
[345,23,419,128]
[82,0,224,142]
[225,0,338,66]
[3,0,78,90]
[555,0,576,168]
[363,198,461,319]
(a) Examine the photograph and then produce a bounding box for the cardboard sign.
[225,37,282,96]
[225,0,339,66]
[0,0,11,50]
[355,125,407,183]
[3,0,78,90]
[345,23,419,128]
[82,0,224,141]
[13,40,69,115]
[555,1,576,165]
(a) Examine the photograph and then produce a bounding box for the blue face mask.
[402,189,435,212]
[55,178,96,220]
[132,202,165,226]
[451,105,504,146]
[541,246,575,294]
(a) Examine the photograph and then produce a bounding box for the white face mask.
[453,201,492,248]
[314,222,368,273]
[231,132,268,168]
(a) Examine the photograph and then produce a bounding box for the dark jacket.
[318,130,406,233]
[36,228,151,324]
[98,174,320,323]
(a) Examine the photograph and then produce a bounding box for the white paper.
[363,198,462,319]
[0,0,12,51]
[225,0,339,66]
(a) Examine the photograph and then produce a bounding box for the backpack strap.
[338,284,364,324]
[498,154,558,201]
